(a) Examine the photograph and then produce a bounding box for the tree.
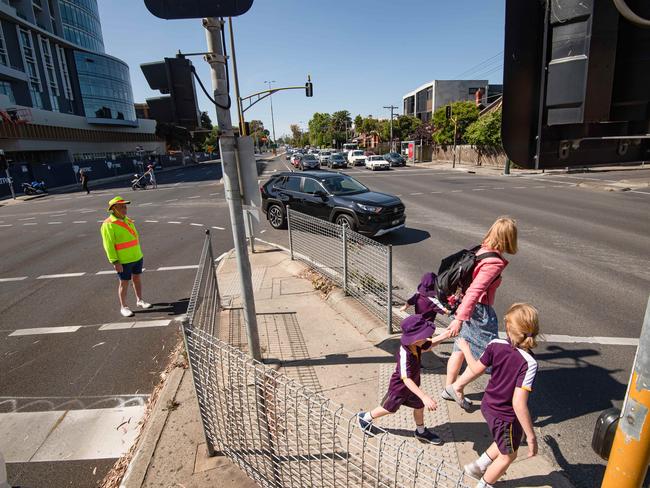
[465,109,502,148]
[200,111,213,130]
[432,101,479,145]
[395,115,422,141]
[354,115,363,134]
[202,126,219,152]
[289,124,303,146]
[308,112,332,147]
[360,116,379,135]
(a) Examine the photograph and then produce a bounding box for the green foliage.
[394,115,422,140]
[354,115,363,132]
[465,109,502,148]
[202,127,219,152]
[308,112,332,147]
[432,101,479,145]
[200,111,213,130]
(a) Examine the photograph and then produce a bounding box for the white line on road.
[80,210,95,213]
[492,187,505,190]
[95,270,115,275]
[37,273,85,279]
[73,221,87,224]
[165,199,178,202]
[188,196,200,199]
[209,192,220,196]
[9,326,81,336]
[47,222,62,225]
[430,191,442,194]
[18,217,35,221]
[157,265,199,271]
[23,223,37,226]
[99,319,171,331]
[144,220,159,223]
[0,277,27,282]
[512,186,527,189]
[532,185,546,189]
[139,202,153,206]
[410,192,423,196]
[212,226,225,230]
[190,223,204,227]
[0,224,12,227]
[497,331,638,347]
[167,221,182,224]
[472,188,486,191]
[451,190,463,193]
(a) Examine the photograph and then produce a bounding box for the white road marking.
[492,187,505,190]
[430,191,442,194]
[410,192,423,196]
[97,220,103,223]
[212,226,225,230]
[0,277,27,282]
[80,210,95,213]
[497,330,638,346]
[215,252,228,262]
[0,406,145,462]
[157,265,199,271]
[139,202,153,206]
[472,188,486,191]
[190,223,204,227]
[167,221,182,224]
[48,222,62,225]
[0,224,12,227]
[95,270,115,275]
[209,192,220,196]
[532,185,546,189]
[188,196,200,199]
[260,229,266,234]
[23,223,37,226]
[10,326,81,337]
[512,186,527,189]
[99,319,171,331]
[165,199,178,202]
[451,190,463,193]
[37,273,85,279]
[144,220,159,223]
[18,217,35,221]
[73,221,87,224]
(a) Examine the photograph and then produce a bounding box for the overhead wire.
[454,51,504,79]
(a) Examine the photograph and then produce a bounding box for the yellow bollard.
[602,297,650,487]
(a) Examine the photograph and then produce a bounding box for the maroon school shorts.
[381,390,425,413]
[483,411,524,455]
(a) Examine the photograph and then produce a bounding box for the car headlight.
[356,203,382,213]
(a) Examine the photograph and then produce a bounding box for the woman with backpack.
[442,216,518,411]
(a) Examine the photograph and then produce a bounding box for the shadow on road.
[133,298,189,317]
[375,227,431,246]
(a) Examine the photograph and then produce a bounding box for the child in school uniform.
[400,272,450,322]
[357,314,451,445]
[454,303,540,488]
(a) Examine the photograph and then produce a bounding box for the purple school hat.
[417,272,438,298]
[400,314,435,346]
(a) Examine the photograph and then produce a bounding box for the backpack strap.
[475,251,504,286]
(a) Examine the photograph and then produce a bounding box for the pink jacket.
[455,247,508,322]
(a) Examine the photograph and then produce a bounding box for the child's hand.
[399,304,408,312]
[422,395,437,411]
[528,436,538,458]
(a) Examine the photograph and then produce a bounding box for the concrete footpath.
[111,243,575,488]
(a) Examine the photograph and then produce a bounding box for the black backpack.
[436,245,502,310]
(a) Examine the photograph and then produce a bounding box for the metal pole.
[504,158,511,175]
[265,80,277,152]
[452,118,457,168]
[247,210,255,254]
[228,17,246,136]
[534,0,551,170]
[4,168,15,199]
[287,206,294,261]
[203,17,261,361]
[387,244,393,334]
[602,296,650,488]
[342,225,348,295]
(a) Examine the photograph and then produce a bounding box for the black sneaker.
[357,412,378,436]
[414,427,444,445]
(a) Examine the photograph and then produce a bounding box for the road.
[257,156,650,488]
[1,155,649,487]
[0,162,237,487]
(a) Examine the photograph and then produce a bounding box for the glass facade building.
[59,0,104,53]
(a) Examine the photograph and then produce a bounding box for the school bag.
[436,245,503,310]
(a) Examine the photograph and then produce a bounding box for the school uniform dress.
[381,341,432,413]
[406,292,447,323]
[453,248,508,360]
[479,339,538,454]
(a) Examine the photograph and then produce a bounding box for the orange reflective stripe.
[108,219,137,238]
[114,239,139,250]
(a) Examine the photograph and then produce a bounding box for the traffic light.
[502,0,650,169]
[305,77,313,98]
[445,105,452,120]
[143,0,254,19]
[141,56,200,130]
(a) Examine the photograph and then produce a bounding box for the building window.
[0,81,15,104]
[0,23,8,67]
[55,45,73,102]
[17,27,44,109]
[39,36,60,112]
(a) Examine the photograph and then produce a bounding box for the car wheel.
[267,204,286,229]
[334,213,355,231]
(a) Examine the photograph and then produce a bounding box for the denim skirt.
[452,303,499,359]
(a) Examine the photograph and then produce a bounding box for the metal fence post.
[342,225,348,295]
[287,206,294,260]
[387,244,393,334]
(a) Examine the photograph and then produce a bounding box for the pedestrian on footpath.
[101,196,152,317]
[400,272,451,321]
[442,217,518,410]
[357,314,451,445]
[80,169,90,194]
[456,303,539,488]
[146,164,157,189]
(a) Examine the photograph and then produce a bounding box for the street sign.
[144,0,254,19]
[502,0,650,169]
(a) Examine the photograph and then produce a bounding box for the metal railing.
[182,231,473,488]
[287,208,400,333]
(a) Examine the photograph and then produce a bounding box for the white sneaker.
[464,461,486,479]
[136,299,152,309]
[120,307,134,317]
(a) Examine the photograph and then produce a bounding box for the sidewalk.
[116,243,574,488]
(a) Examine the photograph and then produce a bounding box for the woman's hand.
[447,318,462,337]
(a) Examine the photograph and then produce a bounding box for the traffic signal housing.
[144,0,254,19]
[141,56,200,130]
[502,0,650,169]
[305,78,313,98]
[445,105,452,120]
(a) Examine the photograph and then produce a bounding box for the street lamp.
[264,80,277,153]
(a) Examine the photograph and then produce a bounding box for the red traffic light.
[144,0,254,19]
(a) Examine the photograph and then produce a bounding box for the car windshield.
[303,155,317,161]
[389,152,401,157]
[331,155,344,160]
[321,175,368,195]
[369,156,382,161]
[351,150,364,156]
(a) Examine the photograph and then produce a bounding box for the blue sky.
[99,0,506,138]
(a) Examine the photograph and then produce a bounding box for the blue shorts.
[117,258,143,281]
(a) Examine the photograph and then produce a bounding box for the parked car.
[347,149,367,167]
[328,153,347,169]
[290,153,303,167]
[260,170,406,237]
[299,153,320,170]
[319,151,332,164]
[365,155,390,171]
[383,152,406,167]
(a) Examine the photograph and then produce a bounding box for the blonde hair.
[505,303,539,350]
[482,216,518,254]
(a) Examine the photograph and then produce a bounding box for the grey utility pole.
[265,80,277,147]
[384,105,398,152]
[203,17,261,361]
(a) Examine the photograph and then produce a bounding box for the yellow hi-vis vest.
[100,214,143,264]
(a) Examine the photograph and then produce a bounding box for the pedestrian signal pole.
[602,296,650,488]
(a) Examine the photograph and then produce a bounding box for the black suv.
[260,170,405,236]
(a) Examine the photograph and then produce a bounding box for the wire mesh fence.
[287,208,402,332]
[182,231,473,488]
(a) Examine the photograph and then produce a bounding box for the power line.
[454,51,504,79]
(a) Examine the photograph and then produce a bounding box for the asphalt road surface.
[1,155,649,487]
[258,156,650,488]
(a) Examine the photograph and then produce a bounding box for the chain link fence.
[287,208,402,332]
[182,232,473,488]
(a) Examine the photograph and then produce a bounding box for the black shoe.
[357,412,378,436]
[414,427,443,445]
